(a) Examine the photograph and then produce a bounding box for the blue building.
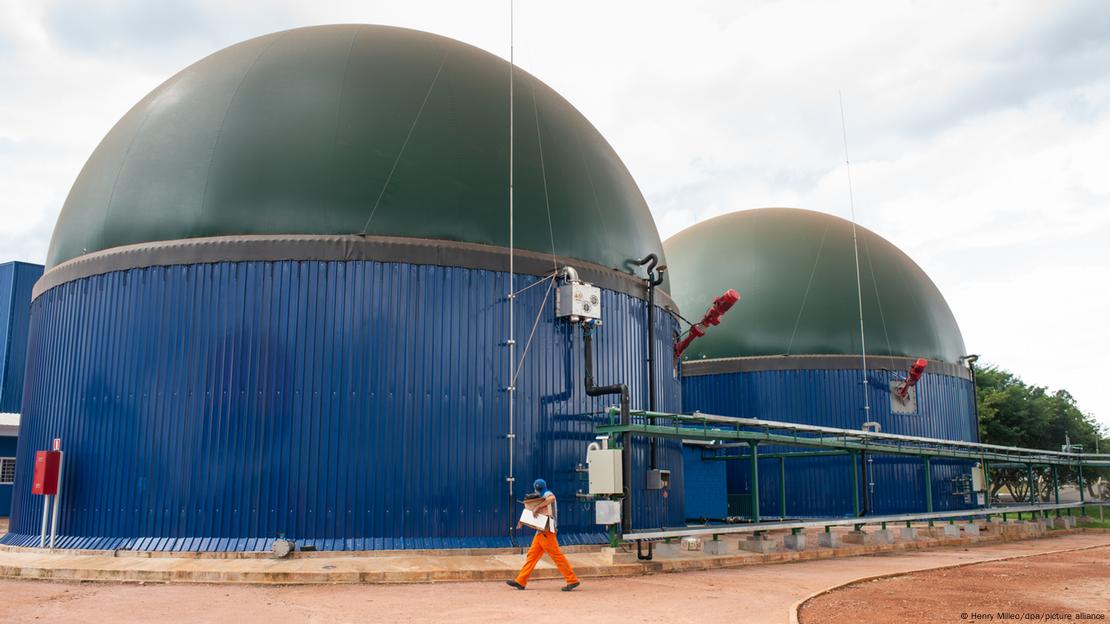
[667,209,979,520]
[0,261,44,517]
[3,25,684,551]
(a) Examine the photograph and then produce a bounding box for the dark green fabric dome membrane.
[664,208,967,364]
[47,24,666,285]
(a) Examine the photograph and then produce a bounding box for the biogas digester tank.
[668,208,977,519]
[4,25,683,551]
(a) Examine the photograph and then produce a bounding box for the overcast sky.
[2,1,1108,430]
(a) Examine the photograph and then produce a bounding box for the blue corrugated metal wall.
[681,445,727,521]
[3,260,682,551]
[0,435,16,515]
[683,368,978,517]
[0,262,44,413]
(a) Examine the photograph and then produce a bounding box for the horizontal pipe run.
[601,421,1106,466]
[702,450,852,461]
[623,500,1109,542]
[606,410,1110,467]
[623,409,1110,462]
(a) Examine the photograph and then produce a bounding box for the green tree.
[975,365,1107,501]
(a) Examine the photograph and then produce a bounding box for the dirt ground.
[0,534,1106,624]
[800,545,1110,623]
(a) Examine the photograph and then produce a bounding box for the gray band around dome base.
[682,354,972,381]
[33,234,677,310]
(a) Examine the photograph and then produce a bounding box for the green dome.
[664,208,966,363]
[47,24,664,276]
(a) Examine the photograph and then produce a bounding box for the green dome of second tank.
[664,208,966,363]
[46,24,665,278]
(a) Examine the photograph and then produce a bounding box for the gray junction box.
[587,448,622,495]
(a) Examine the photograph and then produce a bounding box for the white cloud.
[0,0,1108,428]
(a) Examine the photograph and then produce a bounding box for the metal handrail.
[623,501,1108,542]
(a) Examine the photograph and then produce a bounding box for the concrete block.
[653,542,681,556]
[842,530,874,545]
[963,523,980,537]
[818,532,840,548]
[943,524,962,538]
[703,539,729,555]
[740,536,776,554]
[873,529,894,544]
[681,536,702,551]
[783,533,806,551]
[900,527,919,540]
[599,546,637,564]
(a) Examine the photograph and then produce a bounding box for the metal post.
[851,451,861,517]
[749,442,760,523]
[779,456,787,519]
[49,450,64,549]
[39,495,50,548]
[1052,465,1060,518]
[1077,462,1085,503]
[1027,464,1036,505]
[924,456,933,525]
[983,459,992,508]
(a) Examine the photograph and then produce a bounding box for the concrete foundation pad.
[0,526,1094,585]
[963,524,980,537]
[680,537,702,551]
[944,524,962,538]
[783,534,806,551]
[842,531,874,546]
[899,527,919,541]
[740,536,776,554]
[873,529,894,544]
[703,540,729,556]
[818,532,840,548]
[653,542,681,557]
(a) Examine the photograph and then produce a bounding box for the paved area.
[0,532,1106,623]
[0,522,1082,584]
[800,544,1110,623]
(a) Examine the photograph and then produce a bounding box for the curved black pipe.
[582,324,632,533]
[635,254,666,470]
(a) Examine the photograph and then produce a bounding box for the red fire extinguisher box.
[32,450,62,495]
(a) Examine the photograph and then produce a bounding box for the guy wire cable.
[839,91,871,425]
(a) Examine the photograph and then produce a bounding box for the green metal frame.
[602,408,1110,529]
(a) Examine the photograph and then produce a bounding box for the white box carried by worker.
[518,496,554,532]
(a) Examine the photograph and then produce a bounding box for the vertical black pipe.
[636,254,665,470]
[582,325,632,533]
[964,355,982,442]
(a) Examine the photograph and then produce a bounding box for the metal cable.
[839,92,871,422]
[531,87,559,273]
[360,54,448,234]
[511,274,557,385]
[786,222,830,355]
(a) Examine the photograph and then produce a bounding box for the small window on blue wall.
[0,457,14,484]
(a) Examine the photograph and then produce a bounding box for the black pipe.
[964,355,982,442]
[582,324,632,533]
[635,254,665,470]
[860,452,870,515]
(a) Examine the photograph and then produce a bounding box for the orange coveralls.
[514,529,580,587]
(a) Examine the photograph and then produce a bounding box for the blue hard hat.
[533,479,547,493]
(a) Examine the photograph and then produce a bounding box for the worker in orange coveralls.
[506,478,580,591]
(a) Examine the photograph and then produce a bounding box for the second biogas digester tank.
[3,25,683,551]
[667,208,978,519]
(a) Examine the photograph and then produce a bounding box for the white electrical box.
[595,500,621,525]
[971,464,984,491]
[556,282,601,322]
[587,448,622,494]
